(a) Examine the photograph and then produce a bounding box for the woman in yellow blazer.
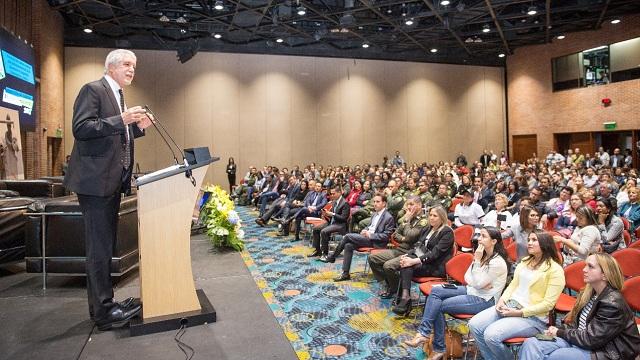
[469,230,565,360]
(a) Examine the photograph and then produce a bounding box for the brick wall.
[507,13,640,159]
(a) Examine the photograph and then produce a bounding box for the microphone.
[144,105,195,185]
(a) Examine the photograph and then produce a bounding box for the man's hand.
[122,106,147,125]
[137,113,154,129]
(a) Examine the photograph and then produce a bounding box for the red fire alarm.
[602,98,612,107]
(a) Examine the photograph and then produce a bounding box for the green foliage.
[201,184,245,251]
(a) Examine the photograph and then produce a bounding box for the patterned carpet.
[237,206,429,360]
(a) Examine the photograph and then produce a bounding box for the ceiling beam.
[595,0,612,29]
[484,0,510,54]
[421,0,471,55]
[545,0,550,43]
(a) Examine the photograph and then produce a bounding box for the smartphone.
[505,299,523,310]
[497,214,507,222]
[535,333,556,342]
[442,283,458,289]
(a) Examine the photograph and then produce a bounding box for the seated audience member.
[546,186,573,220]
[520,253,640,360]
[384,180,405,220]
[291,182,327,241]
[429,184,452,211]
[453,189,485,227]
[416,180,434,207]
[556,193,583,233]
[469,230,565,360]
[483,193,512,231]
[320,194,395,282]
[309,187,350,257]
[472,177,495,211]
[617,187,640,233]
[368,196,428,298]
[583,167,599,188]
[553,205,601,266]
[392,206,454,315]
[345,180,362,208]
[404,227,509,358]
[277,180,309,236]
[502,205,541,261]
[581,187,597,210]
[255,176,299,226]
[456,174,473,198]
[596,197,626,253]
[616,178,636,205]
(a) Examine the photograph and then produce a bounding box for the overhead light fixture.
[83,27,93,33]
[405,18,414,26]
[214,0,224,10]
[440,0,450,5]
[297,5,307,16]
[584,45,606,53]
[213,33,222,39]
[473,37,482,43]
[610,19,621,24]
[362,43,370,48]
[159,13,170,22]
[482,24,490,33]
[465,37,473,43]
[556,35,565,40]
[180,29,187,34]
[527,6,537,16]
[430,48,438,53]
[276,38,284,43]
[498,53,505,58]
[176,15,188,23]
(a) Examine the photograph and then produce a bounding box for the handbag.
[423,328,463,359]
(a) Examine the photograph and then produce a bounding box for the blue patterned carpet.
[237,206,430,360]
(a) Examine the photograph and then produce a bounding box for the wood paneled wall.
[64,47,506,186]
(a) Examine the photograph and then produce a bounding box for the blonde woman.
[520,253,640,359]
[482,193,512,231]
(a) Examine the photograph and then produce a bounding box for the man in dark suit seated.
[320,194,395,282]
[292,181,327,242]
[310,186,350,258]
[255,176,299,226]
[63,49,152,331]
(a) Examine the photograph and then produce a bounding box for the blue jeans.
[259,191,279,215]
[520,337,591,360]
[469,306,547,360]
[417,285,495,353]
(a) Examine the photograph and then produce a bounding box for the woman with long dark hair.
[469,230,565,360]
[554,205,601,266]
[404,227,509,360]
[596,197,626,253]
[520,253,640,359]
[226,157,237,193]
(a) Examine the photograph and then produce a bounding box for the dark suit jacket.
[64,77,144,196]
[368,209,396,247]
[409,226,454,277]
[330,197,350,225]
[304,191,327,209]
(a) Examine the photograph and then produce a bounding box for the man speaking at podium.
[64,49,152,331]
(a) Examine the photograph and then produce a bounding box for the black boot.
[392,297,412,316]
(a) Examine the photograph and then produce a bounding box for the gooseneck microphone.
[143,105,195,185]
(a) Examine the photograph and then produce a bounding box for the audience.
[554,205,601,266]
[596,197,626,253]
[618,187,640,233]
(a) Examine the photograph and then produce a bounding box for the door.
[512,135,537,164]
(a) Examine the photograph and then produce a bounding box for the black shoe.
[309,250,322,257]
[255,218,266,227]
[333,273,351,282]
[277,230,287,236]
[95,304,142,331]
[319,255,335,263]
[392,298,412,316]
[379,290,396,299]
[290,237,300,242]
[90,297,138,320]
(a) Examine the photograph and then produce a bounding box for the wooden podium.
[130,148,218,336]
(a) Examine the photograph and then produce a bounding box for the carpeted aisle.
[237,206,427,360]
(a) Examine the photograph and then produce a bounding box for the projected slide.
[0,27,36,131]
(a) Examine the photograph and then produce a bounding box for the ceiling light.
[362,43,370,48]
[180,29,187,34]
[297,5,307,16]
[387,9,392,14]
[159,13,170,22]
[213,33,222,39]
[176,15,187,23]
[482,24,490,33]
[405,18,414,26]
[610,19,621,24]
[430,48,438,53]
[498,53,505,58]
[556,35,565,40]
[276,38,284,43]
[474,37,482,43]
[527,6,537,16]
[584,45,606,53]
[214,0,224,10]
[440,0,450,5]
[465,37,473,43]
[83,27,93,33]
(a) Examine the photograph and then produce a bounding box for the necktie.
[119,89,131,169]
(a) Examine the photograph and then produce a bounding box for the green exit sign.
[604,122,617,130]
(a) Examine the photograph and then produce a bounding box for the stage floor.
[0,235,298,360]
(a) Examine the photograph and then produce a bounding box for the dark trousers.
[260,198,286,223]
[293,207,319,239]
[312,223,347,255]
[331,233,376,274]
[77,192,121,320]
[227,174,236,193]
[399,263,438,290]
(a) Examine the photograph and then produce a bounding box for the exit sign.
[604,122,617,130]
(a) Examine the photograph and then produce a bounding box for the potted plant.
[200,184,245,251]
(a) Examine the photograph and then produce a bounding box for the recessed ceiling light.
[498,53,505,58]
[176,15,187,23]
[482,24,490,33]
[276,38,284,43]
[362,43,370,48]
[159,13,170,22]
[610,19,621,24]
[214,0,224,10]
[557,35,565,39]
[405,18,414,26]
[440,0,450,5]
[83,27,93,33]
[214,33,222,39]
[527,6,537,16]
[180,29,187,34]
[430,48,438,53]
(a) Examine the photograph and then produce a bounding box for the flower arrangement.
[200,184,245,251]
